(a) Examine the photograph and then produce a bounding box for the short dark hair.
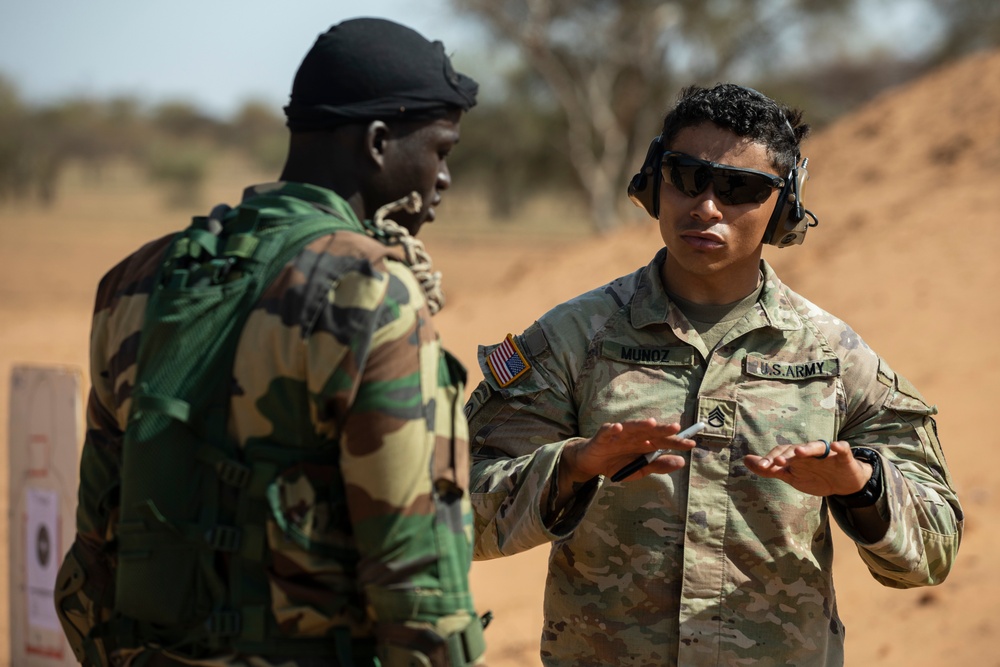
[660,83,809,176]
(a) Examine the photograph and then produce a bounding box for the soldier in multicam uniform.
[466,84,963,666]
[54,18,490,667]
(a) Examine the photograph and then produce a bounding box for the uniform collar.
[756,260,804,331]
[630,248,803,333]
[240,181,364,230]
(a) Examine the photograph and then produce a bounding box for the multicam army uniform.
[467,247,962,667]
[58,182,480,666]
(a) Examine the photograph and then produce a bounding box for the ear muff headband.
[761,157,819,248]
[627,136,664,219]
[761,116,817,247]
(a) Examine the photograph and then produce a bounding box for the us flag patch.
[487,334,531,387]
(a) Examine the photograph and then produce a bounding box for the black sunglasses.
[660,151,785,206]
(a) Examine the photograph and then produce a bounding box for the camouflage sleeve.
[54,527,116,665]
[466,322,600,561]
[76,344,123,547]
[55,248,151,663]
[331,259,481,656]
[53,381,121,664]
[832,354,963,588]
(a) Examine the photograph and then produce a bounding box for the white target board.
[9,365,82,666]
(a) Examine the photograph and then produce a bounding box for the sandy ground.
[2,48,999,665]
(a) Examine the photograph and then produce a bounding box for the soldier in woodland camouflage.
[54,18,488,667]
[466,84,962,666]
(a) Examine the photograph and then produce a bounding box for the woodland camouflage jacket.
[59,182,479,666]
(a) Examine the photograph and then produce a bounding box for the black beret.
[284,17,479,131]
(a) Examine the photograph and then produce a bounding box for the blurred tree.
[0,77,77,205]
[449,66,572,220]
[36,99,123,186]
[0,89,153,206]
[145,141,210,209]
[926,0,1000,63]
[451,0,878,232]
[225,100,287,174]
[103,96,147,162]
[759,53,925,129]
[152,100,223,141]
[0,75,34,204]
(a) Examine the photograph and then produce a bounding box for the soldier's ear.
[365,121,390,170]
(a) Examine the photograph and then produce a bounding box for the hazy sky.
[0,0,487,117]
[0,0,941,119]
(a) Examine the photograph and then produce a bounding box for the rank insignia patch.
[487,334,531,388]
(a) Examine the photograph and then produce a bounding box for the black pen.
[610,421,707,482]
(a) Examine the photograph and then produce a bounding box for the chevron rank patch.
[487,334,531,388]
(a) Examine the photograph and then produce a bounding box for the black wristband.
[829,447,883,508]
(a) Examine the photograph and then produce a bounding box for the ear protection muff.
[627,135,664,219]
[761,156,819,248]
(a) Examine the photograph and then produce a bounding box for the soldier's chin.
[408,210,434,236]
[395,213,425,236]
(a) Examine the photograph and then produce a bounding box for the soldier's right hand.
[560,419,694,488]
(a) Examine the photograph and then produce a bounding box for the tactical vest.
[111,202,374,662]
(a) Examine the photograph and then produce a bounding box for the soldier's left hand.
[744,440,873,497]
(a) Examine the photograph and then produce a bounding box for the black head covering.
[284,17,479,131]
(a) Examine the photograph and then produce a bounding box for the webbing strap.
[196,444,300,496]
[238,604,267,643]
[237,205,259,230]
[230,631,376,662]
[170,238,191,261]
[130,394,191,424]
[205,526,241,552]
[447,619,486,667]
[224,233,259,258]
[187,228,221,258]
[196,446,251,489]
[206,610,241,637]
[333,625,356,667]
[122,511,244,557]
[364,588,476,619]
[216,458,252,488]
